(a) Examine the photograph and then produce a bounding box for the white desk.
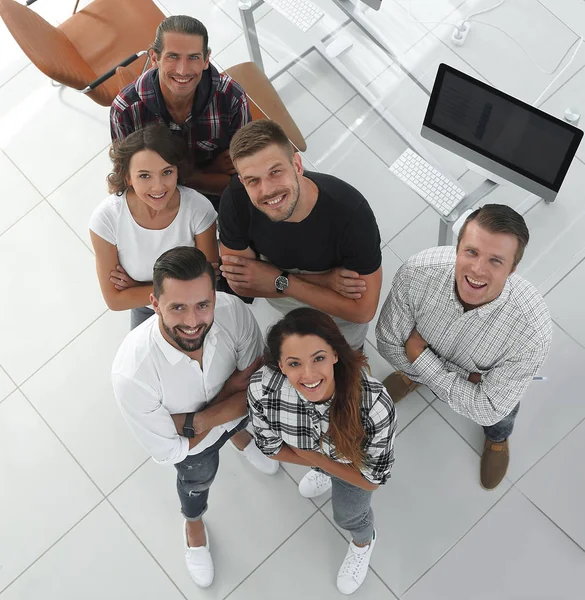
[237,0,499,245]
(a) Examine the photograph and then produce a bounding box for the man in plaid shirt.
[376,204,552,490]
[110,15,251,207]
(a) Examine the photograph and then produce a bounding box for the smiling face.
[150,32,210,102]
[455,220,518,309]
[127,149,178,211]
[152,275,215,353]
[278,334,338,402]
[236,144,303,222]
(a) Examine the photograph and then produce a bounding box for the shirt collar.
[152,317,218,365]
[449,269,512,316]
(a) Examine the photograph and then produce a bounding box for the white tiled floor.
[2,0,585,598]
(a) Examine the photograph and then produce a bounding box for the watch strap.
[183,412,196,438]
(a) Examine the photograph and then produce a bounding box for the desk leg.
[239,3,265,72]
[438,218,452,246]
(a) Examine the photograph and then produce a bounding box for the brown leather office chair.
[0,0,165,107]
[225,62,307,152]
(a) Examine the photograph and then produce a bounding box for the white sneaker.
[336,529,377,595]
[240,439,280,475]
[298,469,332,498]
[183,521,214,588]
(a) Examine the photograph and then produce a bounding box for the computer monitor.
[421,63,583,202]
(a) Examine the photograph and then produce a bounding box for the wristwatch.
[183,412,196,438]
[275,271,290,294]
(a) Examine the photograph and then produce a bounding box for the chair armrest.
[79,50,146,93]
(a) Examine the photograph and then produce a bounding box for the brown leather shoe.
[382,371,419,403]
[480,438,509,490]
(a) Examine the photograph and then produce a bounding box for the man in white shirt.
[112,246,277,588]
[376,205,552,490]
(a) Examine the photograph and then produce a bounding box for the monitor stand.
[465,161,510,186]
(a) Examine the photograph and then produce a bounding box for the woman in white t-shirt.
[89,124,219,329]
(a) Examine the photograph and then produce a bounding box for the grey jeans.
[330,475,374,545]
[130,306,155,330]
[175,419,248,521]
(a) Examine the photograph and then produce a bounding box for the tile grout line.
[0,150,46,237]
[513,412,585,489]
[386,206,431,252]
[18,387,106,496]
[0,499,108,595]
[44,199,95,254]
[331,89,406,170]
[315,497,400,599]
[400,485,516,597]
[105,499,189,600]
[13,308,108,390]
[543,254,585,299]
[394,403,432,439]
[428,402,483,457]
[0,62,31,91]
[0,141,109,253]
[551,318,585,353]
[514,487,585,555]
[221,508,321,600]
[105,457,151,499]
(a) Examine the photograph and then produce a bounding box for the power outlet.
[451,21,470,46]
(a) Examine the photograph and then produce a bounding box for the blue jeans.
[331,476,374,545]
[483,403,520,442]
[174,420,248,520]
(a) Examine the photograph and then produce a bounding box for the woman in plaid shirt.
[248,308,396,595]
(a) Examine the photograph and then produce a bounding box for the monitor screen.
[422,64,583,195]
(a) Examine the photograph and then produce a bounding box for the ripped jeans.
[174,423,244,521]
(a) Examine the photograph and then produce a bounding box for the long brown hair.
[264,308,369,469]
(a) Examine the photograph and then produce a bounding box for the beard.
[161,316,214,352]
[260,180,301,222]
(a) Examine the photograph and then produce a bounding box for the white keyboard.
[263,0,324,32]
[390,148,466,217]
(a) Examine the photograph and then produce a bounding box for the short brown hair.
[457,204,529,267]
[107,124,186,195]
[230,120,294,166]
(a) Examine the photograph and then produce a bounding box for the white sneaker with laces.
[240,439,280,475]
[183,521,214,588]
[336,529,377,595]
[298,469,332,498]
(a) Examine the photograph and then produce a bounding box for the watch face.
[275,275,289,291]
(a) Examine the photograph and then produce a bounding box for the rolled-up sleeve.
[414,338,551,426]
[112,373,189,465]
[360,390,397,485]
[375,263,419,380]
[247,377,283,457]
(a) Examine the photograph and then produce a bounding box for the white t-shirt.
[89,185,217,282]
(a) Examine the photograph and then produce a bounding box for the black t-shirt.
[219,171,382,275]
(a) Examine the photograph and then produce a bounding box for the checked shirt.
[376,246,552,426]
[248,367,397,485]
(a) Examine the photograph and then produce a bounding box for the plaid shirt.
[110,64,250,167]
[375,246,552,426]
[248,367,397,485]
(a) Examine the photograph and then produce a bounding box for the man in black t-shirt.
[218,120,382,349]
